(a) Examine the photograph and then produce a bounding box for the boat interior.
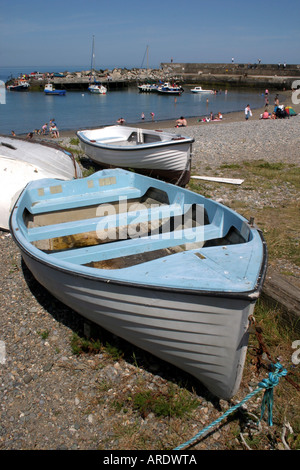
[18,172,250,271]
[79,127,189,147]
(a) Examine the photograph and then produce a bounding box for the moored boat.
[44,83,66,95]
[191,86,213,93]
[7,80,30,91]
[138,84,158,92]
[77,125,194,186]
[88,35,107,94]
[9,168,267,399]
[156,82,184,95]
[0,136,82,230]
[88,83,107,94]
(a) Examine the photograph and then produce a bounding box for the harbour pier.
[7,63,300,91]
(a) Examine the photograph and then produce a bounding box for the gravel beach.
[0,92,299,451]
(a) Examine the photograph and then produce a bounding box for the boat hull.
[0,136,82,230]
[20,249,254,399]
[7,85,29,91]
[45,90,66,95]
[88,85,107,94]
[9,168,267,399]
[77,126,194,186]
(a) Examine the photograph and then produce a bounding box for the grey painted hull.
[21,251,253,399]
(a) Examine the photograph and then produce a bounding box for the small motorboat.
[10,168,267,399]
[138,84,158,92]
[88,83,107,94]
[191,86,213,93]
[0,136,82,230]
[7,80,30,91]
[156,82,184,95]
[77,125,194,186]
[44,83,66,95]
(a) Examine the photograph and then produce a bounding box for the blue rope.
[173,362,287,451]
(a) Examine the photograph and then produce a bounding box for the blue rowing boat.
[9,168,267,399]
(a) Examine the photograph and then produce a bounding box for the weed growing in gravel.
[70,332,123,360]
[37,329,50,340]
[112,384,199,419]
[70,332,102,355]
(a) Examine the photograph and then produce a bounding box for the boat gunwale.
[76,129,194,152]
[9,210,268,301]
[8,171,268,301]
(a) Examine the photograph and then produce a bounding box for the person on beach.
[175,116,187,127]
[141,112,145,120]
[117,117,125,125]
[261,109,270,119]
[11,130,16,136]
[150,112,155,121]
[245,104,252,120]
[50,123,59,138]
[41,123,48,134]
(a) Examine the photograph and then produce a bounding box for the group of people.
[24,119,60,138]
[117,112,155,125]
[39,119,60,137]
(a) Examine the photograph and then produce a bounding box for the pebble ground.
[0,99,299,451]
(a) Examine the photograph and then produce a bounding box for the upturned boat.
[0,136,82,230]
[77,125,194,186]
[9,168,267,399]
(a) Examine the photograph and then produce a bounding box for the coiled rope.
[173,362,287,451]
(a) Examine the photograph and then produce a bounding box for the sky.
[0,0,299,69]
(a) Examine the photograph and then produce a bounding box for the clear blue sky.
[1,0,299,68]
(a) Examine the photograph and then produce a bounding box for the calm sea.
[0,65,267,135]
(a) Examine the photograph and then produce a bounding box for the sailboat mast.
[91,35,95,73]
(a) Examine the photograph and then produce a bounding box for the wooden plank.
[191,176,244,185]
[262,266,300,334]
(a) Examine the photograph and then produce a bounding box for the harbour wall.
[20,63,300,91]
[161,62,300,89]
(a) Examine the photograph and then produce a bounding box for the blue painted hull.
[45,90,66,95]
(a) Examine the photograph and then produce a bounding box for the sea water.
[0,65,267,135]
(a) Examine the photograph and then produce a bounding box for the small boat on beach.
[44,83,66,95]
[0,136,82,230]
[77,125,194,186]
[191,86,213,93]
[9,168,267,399]
[7,80,30,92]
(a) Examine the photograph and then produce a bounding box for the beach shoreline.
[23,89,295,139]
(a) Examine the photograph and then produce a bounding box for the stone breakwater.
[26,62,300,90]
